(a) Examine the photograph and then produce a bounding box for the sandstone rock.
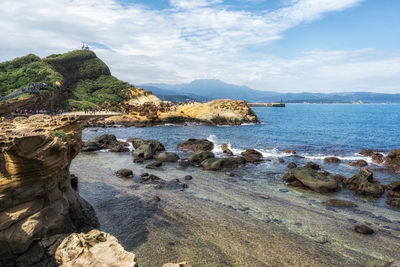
[70,174,78,190]
[288,162,297,169]
[324,157,341,163]
[283,167,338,193]
[354,224,374,235]
[324,199,356,207]
[0,115,97,265]
[133,143,158,161]
[177,138,214,151]
[333,174,346,182]
[285,149,296,154]
[163,262,191,267]
[188,150,215,164]
[342,168,384,197]
[359,149,384,164]
[146,161,163,169]
[349,159,368,167]
[154,152,180,162]
[385,149,400,171]
[386,181,400,198]
[55,229,137,267]
[221,144,233,155]
[241,149,263,163]
[305,161,320,170]
[116,169,133,178]
[387,198,400,207]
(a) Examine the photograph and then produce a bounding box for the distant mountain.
[140,79,400,103]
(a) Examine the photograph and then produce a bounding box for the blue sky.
[0,0,399,93]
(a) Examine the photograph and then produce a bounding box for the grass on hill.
[0,54,63,97]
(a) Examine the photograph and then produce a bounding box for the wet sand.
[71,151,400,267]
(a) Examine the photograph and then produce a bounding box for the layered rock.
[0,115,98,265]
[177,138,214,151]
[385,149,400,171]
[55,230,137,267]
[282,167,338,193]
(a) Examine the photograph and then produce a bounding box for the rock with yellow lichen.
[0,115,98,266]
[55,229,138,267]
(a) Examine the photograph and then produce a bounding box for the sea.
[71,104,400,266]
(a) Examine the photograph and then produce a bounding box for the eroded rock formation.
[0,115,98,266]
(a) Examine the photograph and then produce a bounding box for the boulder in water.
[348,159,368,167]
[288,162,297,169]
[154,152,180,162]
[200,158,241,171]
[324,157,341,163]
[305,161,320,170]
[177,138,214,151]
[342,168,384,197]
[146,161,163,169]
[384,149,400,171]
[354,224,374,235]
[283,167,338,193]
[241,149,263,164]
[116,169,133,178]
[133,143,158,161]
[221,144,233,155]
[285,149,296,154]
[188,150,215,164]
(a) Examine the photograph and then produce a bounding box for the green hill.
[0,50,137,111]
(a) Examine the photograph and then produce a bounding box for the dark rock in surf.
[384,149,400,171]
[354,224,374,235]
[288,162,297,169]
[324,157,341,163]
[188,150,214,164]
[177,138,214,151]
[241,149,263,164]
[146,161,163,169]
[154,152,180,162]
[324,199,356,207]
[115,169,133,178]
[348,160,368,167]
[305,161,320,170]
[283,167,338,193]
[342,168,384,197]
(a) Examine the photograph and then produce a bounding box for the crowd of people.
[14,108,64,116]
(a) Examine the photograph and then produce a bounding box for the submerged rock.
[154,152,180,162]
[282,167,338,193]
[305,161,320,170]
[342,168,384,197]
[324,157,341,163]
[55,229,137,267]
[200,158,241,171]
[241,149,263,164]
[82,134,129,152]
[348,159,368,167]
[324,199,356,207]
[288,162,297,169]
[284,149,296,154]
[359,149,385,164]
[184,175,193,180]
[116,169,133,178]
[188,150,215,164]
[146,161,163,169]
[384,149,400,171]
[354,224,374,235]
[177,138,214,151]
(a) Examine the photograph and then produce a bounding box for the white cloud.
[0,0,398,93]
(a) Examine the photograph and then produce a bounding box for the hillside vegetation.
[0,50,137,110]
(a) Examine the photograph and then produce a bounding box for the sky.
[0,0,399,93]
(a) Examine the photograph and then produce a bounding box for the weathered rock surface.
[305,161,320,170]
[342,168,384,197]
[200,158,242,171]
[241,149,263,164]
[154,152,180,162]
[284,149,296,154]
[0,115,98,266]
[177,138,214,151]
[188,150,215,164]
[359,149,384,164]
[55,229,137,267]
[221,144,233,155]
[349,160,368,167]
[146,161,163,169]
[163,262,191,267]
[282,167,338,193]
[130,138,165,152]
[288,162,297,169]
[384,149,400,171]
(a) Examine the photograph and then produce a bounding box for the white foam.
[117,138,134,151]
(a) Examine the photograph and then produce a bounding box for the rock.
[188,150,215,164]
[282,167,338,193]
[152,196,161,202]
[333,174,346,182]
[324,199,356,207]
[146,161,163,169]
[141,173,149,177]
[130,138,165,151]
[184,175,193,180]
[342,168,384,197]
[359,149,374,156]
[386,181,400,198]
[389,261,400,267]
[278,158,285,163]
[0,115,98,265]
[285,149,296,154]
[177,138,214,151]
[288,162,297,169]
[354,224,374,235]
[305,161,320,170]
[133,143,158,161]
[385,149,400,171]
[116,169,133,178]
[324,157,341,163]
[154,152,180,162]
[55,229,137,267]
[109,145,130,152]
[360,149,385,164]
[139,174,162,183]
[70,174,78,190]
[163,262,191,267]
[387,198,400,207]
[348,159,368,167]
[200,158,241,171]
[82,134,129,152]
[178,159,190,168]
[182,183,188,188]
[81,141,102,152]
[259,195,270,199]
[226,172,235,177]
[241,149,263,163]
[221,144,233,155]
